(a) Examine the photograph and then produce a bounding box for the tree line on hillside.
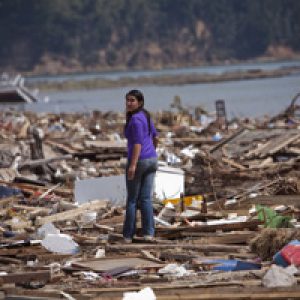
[0,0,299,73]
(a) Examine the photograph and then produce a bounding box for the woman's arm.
[128,143,141,180]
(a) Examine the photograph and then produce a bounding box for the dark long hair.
[125,89,151,135]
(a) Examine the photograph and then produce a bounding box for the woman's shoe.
[144,235,154,241]
[123,238,132,244]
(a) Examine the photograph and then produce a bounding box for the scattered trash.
[41,233,80,254]
[0,185,21,198]
[0,99,299,298]
[212,132,222,141]
[203,259,261,272]
[122,287,156,300]
[81,211,97,223]
[154,216,172,227]
[256,205,293,228]
[250,229,300,261]
[262,264,297,287]
[157,202,176,223]
[154,165,184,201]
[274,240,300,267]
[80,271,101,281]
[95,248,105,258]
[37,222,60,239]
[158,263,192,277]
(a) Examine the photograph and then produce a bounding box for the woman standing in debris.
[123,89,158,243]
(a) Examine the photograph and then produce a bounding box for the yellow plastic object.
[162,194,203,206]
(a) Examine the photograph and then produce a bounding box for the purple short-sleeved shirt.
[125,111,157,160]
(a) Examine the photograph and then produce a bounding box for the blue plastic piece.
[3,231,16,238]
[0,185,21,199]
[273,252,289,267]
[204,259,261,272]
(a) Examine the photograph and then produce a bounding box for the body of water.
[25,60,300,119]
[28,59,300,83]
[27,73,299,119]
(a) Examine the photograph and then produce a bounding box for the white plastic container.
[154,165,184,201]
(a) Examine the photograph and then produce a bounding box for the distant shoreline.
[29,66,300,92]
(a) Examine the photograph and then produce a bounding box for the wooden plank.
[176,212,223,222]
[12,204,42,211]
[248,158,298,170]
[84,140,126,149]
[0,195,22,208]
[4,219,32,230]
[159,252,198,262]
[210,128,246,154]
[18,154,73,169]
[0,246,46,257]
[79,282,249,295]
[247,133,298,159]
[244,140,272,159]
[12,204,51,218]
[85,285,300,300]
[35,199,109,226]
[0,256,22,264]
[140,250,164,264]
[156,220,262,234]
[247,157,273,168]
[95,153,124,160]
[149,290,300,300]
[106,243,248,253]
[0,288,63,299]
[0,271,51,284]
[249,194,300,206]
[180,231,255,244]
[72,257,163,272]
[226,195,300,210]
[45,140,76,154]
[6,182,72,198]
[287,147,300,155]
[93,223,115,233]
[172,137,218,146]
[221,157,247,170]
[266,133,300,156]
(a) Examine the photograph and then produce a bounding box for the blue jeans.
[123,157,158,239]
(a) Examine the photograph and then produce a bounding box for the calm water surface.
[28,59,300,82]
[28,73,300,119]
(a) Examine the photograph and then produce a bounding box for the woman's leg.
[139,158,157,237]
[123,166,142,239]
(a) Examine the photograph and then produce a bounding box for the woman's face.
[126,95,141,112]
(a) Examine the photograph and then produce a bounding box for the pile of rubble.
[0,95,300,299]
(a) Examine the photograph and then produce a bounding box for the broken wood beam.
[221,157,247,170]
[226,195,300,209]
[156,220,262,234]
[106,243,248,253]
[210,128,245,153]
[18,154,73,169]
[0,195,22,208]
[172,137,218,146]
[179,231,255,244]
[85,285,300,300]
[35,199,109,226]
[267,133,300,156]
[0,270,51,285]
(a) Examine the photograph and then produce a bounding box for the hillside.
[0,0,299,75]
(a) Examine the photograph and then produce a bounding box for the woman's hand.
[128,164,136,180]
[128,144,141,180]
